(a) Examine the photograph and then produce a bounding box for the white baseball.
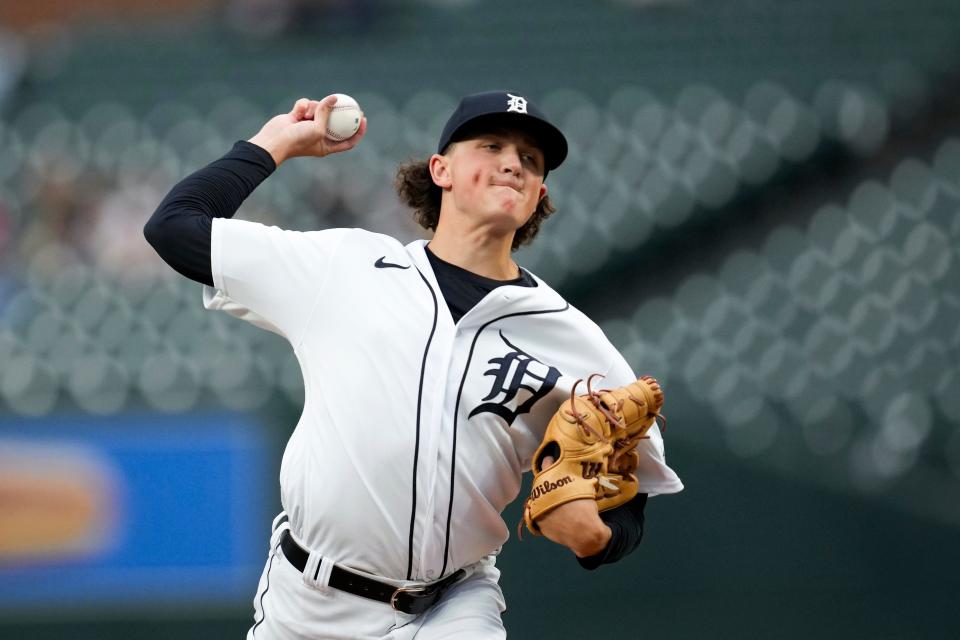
[325,93,363,141]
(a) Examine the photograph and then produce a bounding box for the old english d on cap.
[438,91,569,173]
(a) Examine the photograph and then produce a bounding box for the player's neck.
[429,221,519,281]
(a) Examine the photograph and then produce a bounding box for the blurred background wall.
[1,1,959,638]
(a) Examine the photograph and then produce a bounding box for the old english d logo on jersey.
[468,331,561,426]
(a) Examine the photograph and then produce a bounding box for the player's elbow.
[142,205,182,260]
[143,215,162,253]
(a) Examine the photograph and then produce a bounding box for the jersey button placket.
[416,323,458,580]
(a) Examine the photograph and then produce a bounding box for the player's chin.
[489,194,527,218]
[487,206,529,233]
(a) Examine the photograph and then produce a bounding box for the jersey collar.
[404,239,567,327]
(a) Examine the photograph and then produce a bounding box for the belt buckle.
[390,585,428,613]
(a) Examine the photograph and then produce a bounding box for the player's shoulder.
[521,269,610,340]
[215,219,402,252]
[290,226,399,247]
[337,228,407,250]
[566,301,613,347]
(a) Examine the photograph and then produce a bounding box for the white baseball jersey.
[203,219,683,583]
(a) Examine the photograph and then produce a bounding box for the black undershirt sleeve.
[143,140,276,287]
[576,493,647,570]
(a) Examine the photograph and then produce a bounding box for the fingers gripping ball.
[326,94,363,141]
[522,375,665,537]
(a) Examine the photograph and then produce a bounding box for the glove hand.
[534,455,612,557]
[248,95,367,166]
[521,375,664,538]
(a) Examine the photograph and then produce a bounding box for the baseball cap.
[437,91,568,173]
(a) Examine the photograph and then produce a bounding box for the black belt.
[279,529,465,615]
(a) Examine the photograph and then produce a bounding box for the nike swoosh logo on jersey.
[375,256,410,270]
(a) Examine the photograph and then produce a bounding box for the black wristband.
[576,493,647,570]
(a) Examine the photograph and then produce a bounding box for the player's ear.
[538,182,548,203]
[429,153,453,189]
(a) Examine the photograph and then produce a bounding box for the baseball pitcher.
[144,90,683,639]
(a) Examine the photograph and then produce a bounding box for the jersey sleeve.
[202,217,351,345]
[605,350,684,497]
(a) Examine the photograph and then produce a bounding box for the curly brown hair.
[394,158,557,252]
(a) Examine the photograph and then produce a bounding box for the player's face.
[437,129,548,232]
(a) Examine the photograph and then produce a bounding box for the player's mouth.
[491,181,523,193]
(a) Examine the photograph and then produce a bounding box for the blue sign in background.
[0,411,272,610]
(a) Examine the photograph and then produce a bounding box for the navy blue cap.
[437,91,568,173]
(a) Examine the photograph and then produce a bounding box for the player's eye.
[522,153,543,172]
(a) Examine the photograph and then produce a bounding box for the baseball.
[326,93,363,141]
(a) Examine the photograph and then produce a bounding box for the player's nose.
[500,145,523,174]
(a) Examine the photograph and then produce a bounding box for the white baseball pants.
[246,519,507,640]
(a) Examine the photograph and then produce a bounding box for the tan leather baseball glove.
[521,375,665,536]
